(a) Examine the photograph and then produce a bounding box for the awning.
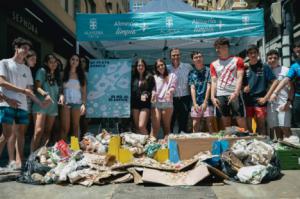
[76,8,264,64]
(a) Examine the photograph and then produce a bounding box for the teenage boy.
[271,41,300,128]
[0,37,48,169]
[188,51,215,133]
[243,45,278,135]
[266,49,292,140]
[210,37,248,130]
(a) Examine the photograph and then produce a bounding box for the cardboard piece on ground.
[207,165,229,180]
[111,156,200,172]
[142,165,209,186]
[170,137,217,160]
[111,173,133,183]
[154,149,169,163]
[127,168,143,184]
[171,136,264,160]
[119,148,133,163]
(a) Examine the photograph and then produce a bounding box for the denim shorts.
[151,102,173,109]
[66,103,81,110]
[0,107,29,125]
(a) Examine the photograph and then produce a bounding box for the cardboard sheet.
[142,165,209,186]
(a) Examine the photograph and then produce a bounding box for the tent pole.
[262,36,266,62]
[76,41,80,55]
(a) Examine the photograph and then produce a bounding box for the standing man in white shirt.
[168,48,193,133]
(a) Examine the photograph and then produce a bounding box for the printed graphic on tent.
[76,9,264,41]
[86,59,132,118]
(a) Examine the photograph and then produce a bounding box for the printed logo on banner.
[89,18,97,30]
[166,16,173,28]
[141,22,148,32]
[217,20,224,30]
[86,59,132,118]
[242,15,250,25]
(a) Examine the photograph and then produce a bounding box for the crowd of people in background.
[0,36,300,169]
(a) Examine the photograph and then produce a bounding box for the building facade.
[261,0,300,66]
[0,0,129,68]
[129,0,151,12]
[185,0,255,10]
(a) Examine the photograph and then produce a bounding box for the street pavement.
[0,170,299,199]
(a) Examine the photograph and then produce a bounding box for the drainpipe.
[281,0,294,67]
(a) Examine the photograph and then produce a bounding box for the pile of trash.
[220,139,281,184]
[17,131,217,186]
[8,130,283,186]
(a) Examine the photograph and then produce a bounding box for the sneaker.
[6,161,21,170]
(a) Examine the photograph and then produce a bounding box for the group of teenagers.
[0,36,300,169]
[0,37,88,169]
[131,37,300,143]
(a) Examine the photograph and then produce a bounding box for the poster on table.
[86,59,132,118]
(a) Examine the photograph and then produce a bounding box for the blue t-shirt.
[243,61,276,106]
[188,66,211,105]
[287,61,300,96]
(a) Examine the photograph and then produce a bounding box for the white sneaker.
[6,161,21,170]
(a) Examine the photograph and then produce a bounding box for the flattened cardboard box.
[170,137,264,160]
[142,165,209,186]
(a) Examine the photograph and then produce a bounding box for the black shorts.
[131,98,151,110]
[216,95,245,117]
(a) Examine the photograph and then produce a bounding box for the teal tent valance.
[76,9,264,41]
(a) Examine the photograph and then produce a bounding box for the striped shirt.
[167,62,193,97]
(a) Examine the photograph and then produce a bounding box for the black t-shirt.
[243,61,276,106]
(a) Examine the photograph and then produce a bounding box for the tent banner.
[76,9,264,41]
[86,59,132,118]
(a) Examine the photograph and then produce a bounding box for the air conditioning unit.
[270,2,282,27]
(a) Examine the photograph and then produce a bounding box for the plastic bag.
[17,148,52,185]
[237,165,268,184]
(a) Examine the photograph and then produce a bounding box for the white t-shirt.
[210,56,244,96]
[272,66,290,105]
[0,58,33,111]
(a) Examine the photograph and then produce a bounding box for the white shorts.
[267,103,291,128]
